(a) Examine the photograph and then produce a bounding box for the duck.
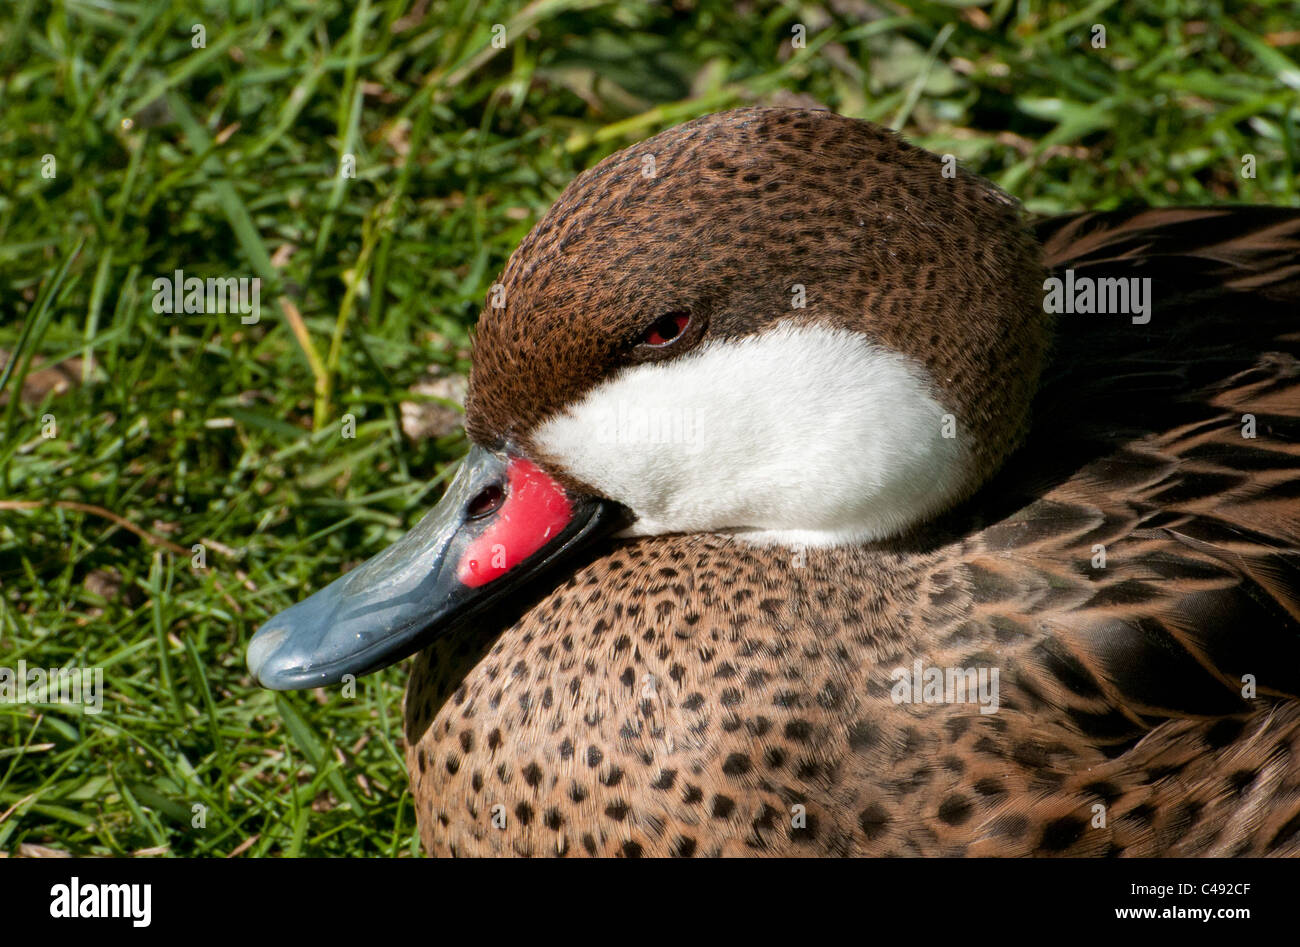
[247,107,1300,857]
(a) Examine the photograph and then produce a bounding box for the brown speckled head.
[466,107,1049,518]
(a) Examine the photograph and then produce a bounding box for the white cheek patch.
[532,321,970,546]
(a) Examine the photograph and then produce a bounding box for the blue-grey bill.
[246,445,617,690]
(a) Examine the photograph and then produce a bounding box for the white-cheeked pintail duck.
[249,107,1300,857]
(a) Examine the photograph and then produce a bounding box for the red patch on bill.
[457,458,573,587]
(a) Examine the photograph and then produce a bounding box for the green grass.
[1,0,1297,856]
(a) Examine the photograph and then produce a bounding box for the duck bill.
[247,445,620,690]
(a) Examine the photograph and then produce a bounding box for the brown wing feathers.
[1008,207,1300,730]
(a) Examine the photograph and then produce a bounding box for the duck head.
[248,107,1049,690]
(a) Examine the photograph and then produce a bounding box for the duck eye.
[640,311,690,347]
[466,484,504,520]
